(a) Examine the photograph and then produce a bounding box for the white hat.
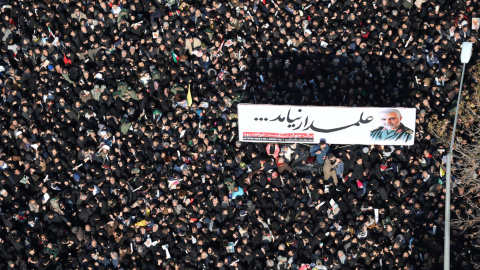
[102,145,110,151]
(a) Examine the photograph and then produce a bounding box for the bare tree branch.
[428,61,480,265]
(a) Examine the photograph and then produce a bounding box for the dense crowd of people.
[0,0,480,269]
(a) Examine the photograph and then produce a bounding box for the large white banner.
[238,104,416,145]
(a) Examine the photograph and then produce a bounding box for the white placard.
[238,104,416,145]
[472,18,479,30]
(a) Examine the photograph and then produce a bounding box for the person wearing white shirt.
[111,4,121,16]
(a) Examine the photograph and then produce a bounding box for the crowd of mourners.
[1,0,480,269]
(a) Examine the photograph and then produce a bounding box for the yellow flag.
[187,84,192,107]
[440,166,445,177]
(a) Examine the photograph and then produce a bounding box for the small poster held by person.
[472,18,479,30]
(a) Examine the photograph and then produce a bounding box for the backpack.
[306,155,316,164]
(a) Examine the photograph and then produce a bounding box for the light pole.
[444,41,472,270]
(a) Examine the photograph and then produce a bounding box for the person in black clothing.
[0,0,480,269]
